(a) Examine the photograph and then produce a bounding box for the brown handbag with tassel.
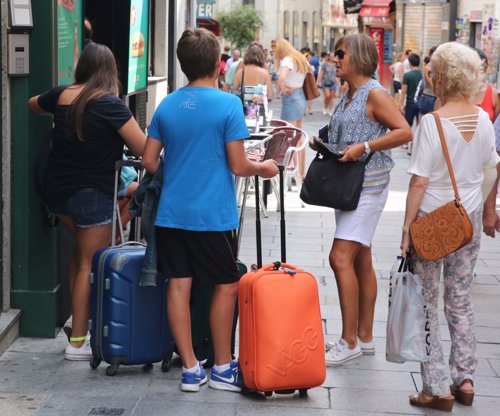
[409,113,473,262]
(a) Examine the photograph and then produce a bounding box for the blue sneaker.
[180,365,207,392]
[209,360,241,392]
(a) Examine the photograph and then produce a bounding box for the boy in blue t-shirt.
[142,28,278,393]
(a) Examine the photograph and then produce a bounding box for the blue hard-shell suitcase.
[89,160,174,376]
[89,244,174,375]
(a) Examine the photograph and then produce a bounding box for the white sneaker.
[326,338,375,354]
[322,109,327,115]
[325,338,362,367]
[64,339,92,361]
[358,337,375,355]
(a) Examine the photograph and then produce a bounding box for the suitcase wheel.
[161,355,172,372]
[106,364,119,376]
[299,389,308,397]
[90,354,101,370]
[264,391,273,397]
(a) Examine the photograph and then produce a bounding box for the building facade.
[395,0,453,58]
[216,0,323,52]
[455,0,500,86]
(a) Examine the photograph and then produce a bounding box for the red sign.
[369,27,384,80]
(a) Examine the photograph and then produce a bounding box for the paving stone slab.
[0,393,51,416]
[322,367,415,392]
[489,358,500,377]
[144,379,331,409]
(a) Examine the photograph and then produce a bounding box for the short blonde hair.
[430,42,482,99]
[335,33,378,77]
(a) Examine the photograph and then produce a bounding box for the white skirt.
[334,186,389,247]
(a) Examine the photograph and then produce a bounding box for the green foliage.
[218,6,263,49]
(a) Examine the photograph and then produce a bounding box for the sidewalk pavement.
[1,97,499,416]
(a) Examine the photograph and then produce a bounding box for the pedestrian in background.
[417,46,438,118]
[317,51,338,115]
[223,49,241,92]
[232,44,274,115]
[274,37,309,179]
[401,41,500,412]
[221,45,231,63]
[319,33,411,367]
[400,53,422,129]
[142,28,278,393]
[472,48,500,123]
[402,49,412,75]
[389,52,403,98]
[310,51,320,79]
[27,43,147,361]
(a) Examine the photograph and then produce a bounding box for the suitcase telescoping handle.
[254,165,286,269]
[112,159,143,247]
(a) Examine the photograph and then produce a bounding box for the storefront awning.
[359,6,389,17]
[197,18,220,36]
[361,0,392,5]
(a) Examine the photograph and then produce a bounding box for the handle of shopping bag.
[397,252,413,273]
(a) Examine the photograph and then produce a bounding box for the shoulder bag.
[300,133,373,211]
[303,71,320,100]
[409,112,473,262]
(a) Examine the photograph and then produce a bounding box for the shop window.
[284,11,290,40]
[312,11,320,53]
[302,11,309,49]
[292,10,299,48]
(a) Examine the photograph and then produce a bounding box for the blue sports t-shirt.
[148,86,250,231]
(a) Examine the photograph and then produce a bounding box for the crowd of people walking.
[27,24,500,413]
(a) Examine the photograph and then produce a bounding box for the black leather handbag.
[300,139,373,211]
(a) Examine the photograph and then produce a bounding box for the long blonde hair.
[274,38,309,74]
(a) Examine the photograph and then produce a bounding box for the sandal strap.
[461,379,474,387]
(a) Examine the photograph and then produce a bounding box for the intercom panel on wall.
[8,33,29,75]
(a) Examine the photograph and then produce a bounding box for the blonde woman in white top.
[401,42,500,412]
[274,37,309,179]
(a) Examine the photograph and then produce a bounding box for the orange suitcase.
[238,261,326,396]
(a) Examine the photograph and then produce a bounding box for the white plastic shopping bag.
[386,254,430,363]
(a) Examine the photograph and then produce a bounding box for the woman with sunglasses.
[319,33,411,366]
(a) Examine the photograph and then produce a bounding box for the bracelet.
[402,225,410,233]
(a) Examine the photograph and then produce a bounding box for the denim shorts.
[418,94,437,116]
[281,88,306,121]
[50,188,113,228]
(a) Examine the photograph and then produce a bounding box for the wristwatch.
[364,141,372,154]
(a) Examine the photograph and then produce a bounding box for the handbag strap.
[240,68,245,97]
[431,112,462,203]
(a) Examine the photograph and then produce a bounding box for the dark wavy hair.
[70,43,120,140]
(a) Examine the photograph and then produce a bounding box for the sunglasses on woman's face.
[334,49,346,60]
